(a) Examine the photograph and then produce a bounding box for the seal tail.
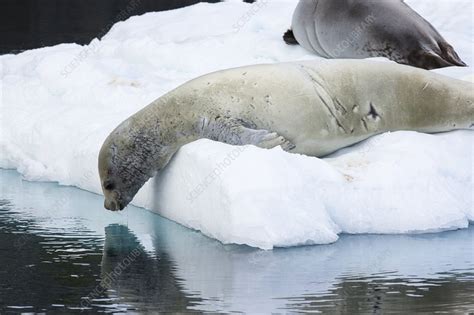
[283,29,299,45]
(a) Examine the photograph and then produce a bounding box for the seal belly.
[176,63,335,155]
[171,62,382,156]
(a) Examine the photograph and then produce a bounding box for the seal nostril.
[104,199,119,211]
[111,201,118,211]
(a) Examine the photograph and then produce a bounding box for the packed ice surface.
[144,131,473,249]
[1,0,473,249]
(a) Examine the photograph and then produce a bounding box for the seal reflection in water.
[98,60,474,211]
[283,0,466,70]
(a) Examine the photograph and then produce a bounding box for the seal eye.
[104,180,115,190]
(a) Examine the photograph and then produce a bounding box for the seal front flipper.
[200,116,296,151]
[283,29,299,45]
[255,131,296,151]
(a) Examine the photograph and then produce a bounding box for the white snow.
[0,0,473,249]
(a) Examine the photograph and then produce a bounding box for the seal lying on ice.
[283,0,466,70]
[98,60,473,210]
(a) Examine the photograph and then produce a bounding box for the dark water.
[1,0,242,54]
[0,169,473,314]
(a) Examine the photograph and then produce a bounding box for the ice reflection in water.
[0,170,473,313]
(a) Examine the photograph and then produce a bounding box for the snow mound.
[1,0,473,249]
[128,131,472,249]
[148,140,343,249]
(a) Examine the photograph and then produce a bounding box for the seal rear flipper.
[439,42,467,67]
[283,29,299,45]
[411,46,467,70]
[201,116,295,151]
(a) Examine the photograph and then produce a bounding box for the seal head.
[98,121,156,211]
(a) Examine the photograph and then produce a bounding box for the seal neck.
[129,100,202,178]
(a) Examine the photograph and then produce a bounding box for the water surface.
[0,170,473,313]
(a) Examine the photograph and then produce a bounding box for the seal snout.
[104,197,125,211]
[103,187,126,211]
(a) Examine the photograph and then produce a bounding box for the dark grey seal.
[283,0,467,70]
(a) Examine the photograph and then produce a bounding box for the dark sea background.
[0,0,254,54]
